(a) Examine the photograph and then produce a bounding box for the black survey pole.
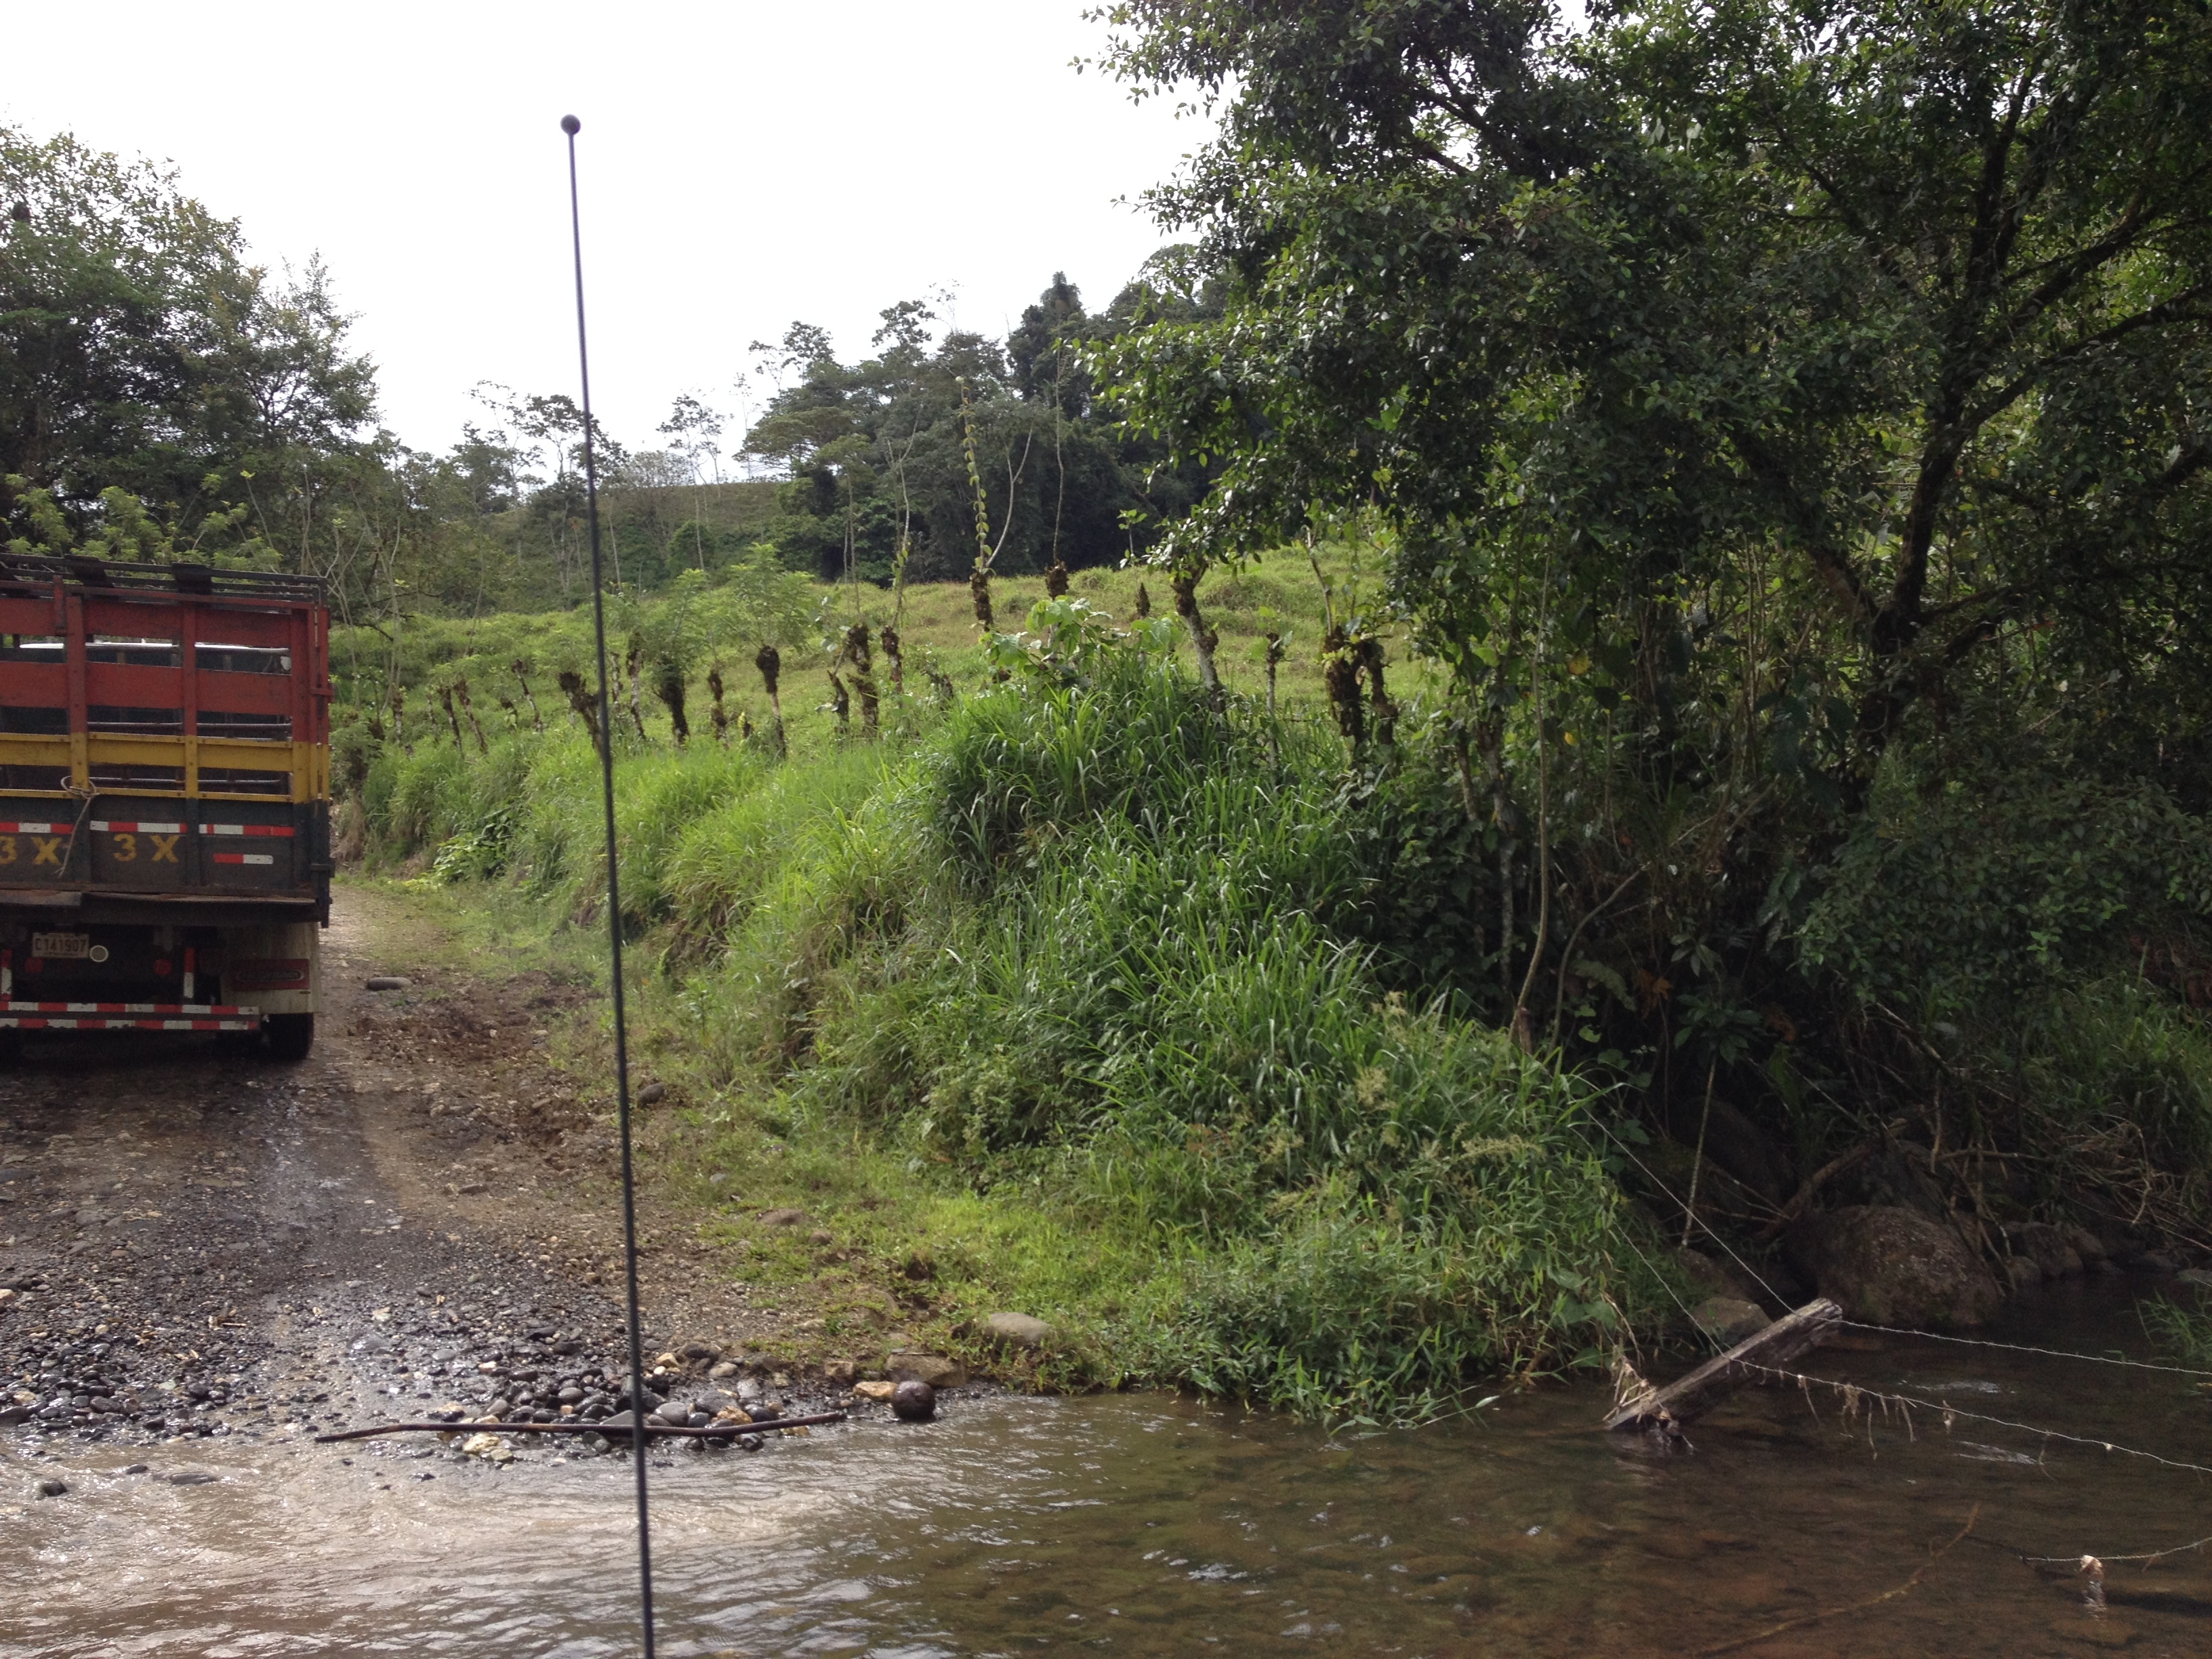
[561,110,657,1658]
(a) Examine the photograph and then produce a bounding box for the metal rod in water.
[562,108,657,1659]
[314,1412,851,1444]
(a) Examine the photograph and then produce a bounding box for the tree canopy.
[1,124,376,558]
[739,268,1220,583]
[1096,0,2212,1155]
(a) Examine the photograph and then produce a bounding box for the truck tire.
[266,1014,315,1062]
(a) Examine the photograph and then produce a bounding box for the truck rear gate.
[0,555,330,1054]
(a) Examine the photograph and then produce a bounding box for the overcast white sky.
[5,1,1206,463]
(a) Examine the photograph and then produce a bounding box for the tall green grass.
[359,624,1651,1420]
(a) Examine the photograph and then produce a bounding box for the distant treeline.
[739,266,1218,584]
[0,121,1213,621]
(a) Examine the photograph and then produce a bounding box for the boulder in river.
[892,1380,936,1422]
[1788,1206,2002,1327]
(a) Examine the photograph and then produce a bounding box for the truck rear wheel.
[266,1014,315,1062]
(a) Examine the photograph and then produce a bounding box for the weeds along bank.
[352,605,1650,1422]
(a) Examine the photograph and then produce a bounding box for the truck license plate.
[32,932,90,958]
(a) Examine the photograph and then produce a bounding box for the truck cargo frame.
[0,554,331,1056]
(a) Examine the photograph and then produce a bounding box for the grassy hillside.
[342,573,1648,1422]
[331,549,1435,771]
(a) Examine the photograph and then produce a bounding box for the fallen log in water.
[313,1411,848,1444]
[1606,1298,1843,1432]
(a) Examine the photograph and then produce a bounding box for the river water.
[7,1278,2209,1657]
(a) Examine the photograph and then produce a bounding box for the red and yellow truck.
[0,554,330,1059]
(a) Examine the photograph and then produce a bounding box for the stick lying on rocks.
[313,1411,848,1444]
[1606,1298,1843,1432]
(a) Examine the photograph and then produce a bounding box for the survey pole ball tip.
[560,114,581,136]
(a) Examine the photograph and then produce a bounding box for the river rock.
[0,1404,28,1426]
[888,1353,966,1389]
[853,1380,896,1402]
[2011,1222,2083,1279]
[1690,1296,1768,1345]
[2121,1248,2182,1274]
[35,1477,66,1497]
[1789,1206,2002,1327]
[981,1312,1054,1349]
[892,1380,936,1422]
[758,1208,808,1228]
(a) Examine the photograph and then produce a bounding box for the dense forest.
[6,0,2212,1416]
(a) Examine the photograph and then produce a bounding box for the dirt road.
[1,889,840,1461]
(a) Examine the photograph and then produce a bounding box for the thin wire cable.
[563,110,655,1659]
[1735,1360,2212,1477]
[1840,1321,2212,1379]
[2020,1532,2212,1566]
[1587,1118,1789,1305]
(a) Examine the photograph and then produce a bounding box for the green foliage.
[360,623,1648,1417]
[1092,0,2212,1233]
[2013,981,2212,1176]
[1,125,375,555]
[2139,1288,2212,1369]
[1804,752,2212,1020]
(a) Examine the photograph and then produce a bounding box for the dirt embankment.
[0,888,882,1461]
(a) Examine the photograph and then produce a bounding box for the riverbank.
[347,637,1654,1423]
[337,577,2212,1422]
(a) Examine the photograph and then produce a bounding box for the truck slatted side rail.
[0,554,324,602]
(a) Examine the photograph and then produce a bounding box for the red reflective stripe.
[212,852,275,865]
[89,820,184,834]
[201,823,294,837]
[3,1000,252,1014]
[0,821,63,834]
[0,1017,255,1030]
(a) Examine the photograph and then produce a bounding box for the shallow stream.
[7,1278,2209,1657]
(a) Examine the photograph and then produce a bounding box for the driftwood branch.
[1606,1298,1843,1431]
[313,1410,848,1444]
